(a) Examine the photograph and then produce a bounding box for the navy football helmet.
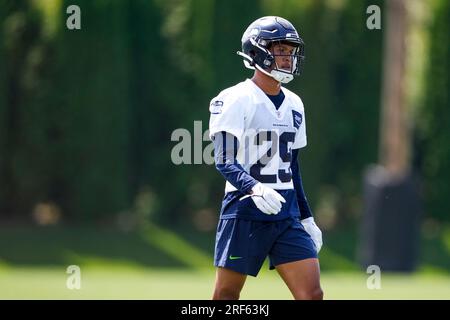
[237,16,305,83]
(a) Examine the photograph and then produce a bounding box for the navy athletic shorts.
[214,216,317,277]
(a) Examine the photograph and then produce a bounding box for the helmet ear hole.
[263,55,274,67]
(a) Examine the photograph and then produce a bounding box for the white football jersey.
[209,79,307,193]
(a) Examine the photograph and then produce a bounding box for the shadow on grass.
[0,222,447,273]
[0,224,212,270]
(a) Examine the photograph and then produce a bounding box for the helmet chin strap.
[254,64,294,84]
[270,70,294,84]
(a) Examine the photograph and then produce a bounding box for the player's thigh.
[275,258,322,299]
[213,267,247,297]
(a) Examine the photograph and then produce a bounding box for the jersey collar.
[245,79,289,120]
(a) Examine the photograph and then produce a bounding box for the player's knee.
[213,286,241,300]
[296,287,323,300]
[311,287,324,300]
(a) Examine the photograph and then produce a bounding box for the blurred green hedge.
[0,0,447,226]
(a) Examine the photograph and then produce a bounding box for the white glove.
[244,183,286,215]
[301,217,323,253]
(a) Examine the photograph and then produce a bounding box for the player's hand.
[301,217,323,253]
[248,182,286,215]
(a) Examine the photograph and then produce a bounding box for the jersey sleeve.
[292,102,307,149]
[291,148,313,219]
[208,92,246,143]
[213,132,258,194]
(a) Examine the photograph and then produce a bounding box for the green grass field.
[1,267,449,299]
[0,224,448,300]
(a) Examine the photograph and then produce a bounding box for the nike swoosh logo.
[229,255,243,260]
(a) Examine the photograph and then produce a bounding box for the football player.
[209,16,323,300]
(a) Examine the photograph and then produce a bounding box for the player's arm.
[291,148,312,219]
[291,148,322,252]
[213,131,285,215]
[213,131,257,194]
